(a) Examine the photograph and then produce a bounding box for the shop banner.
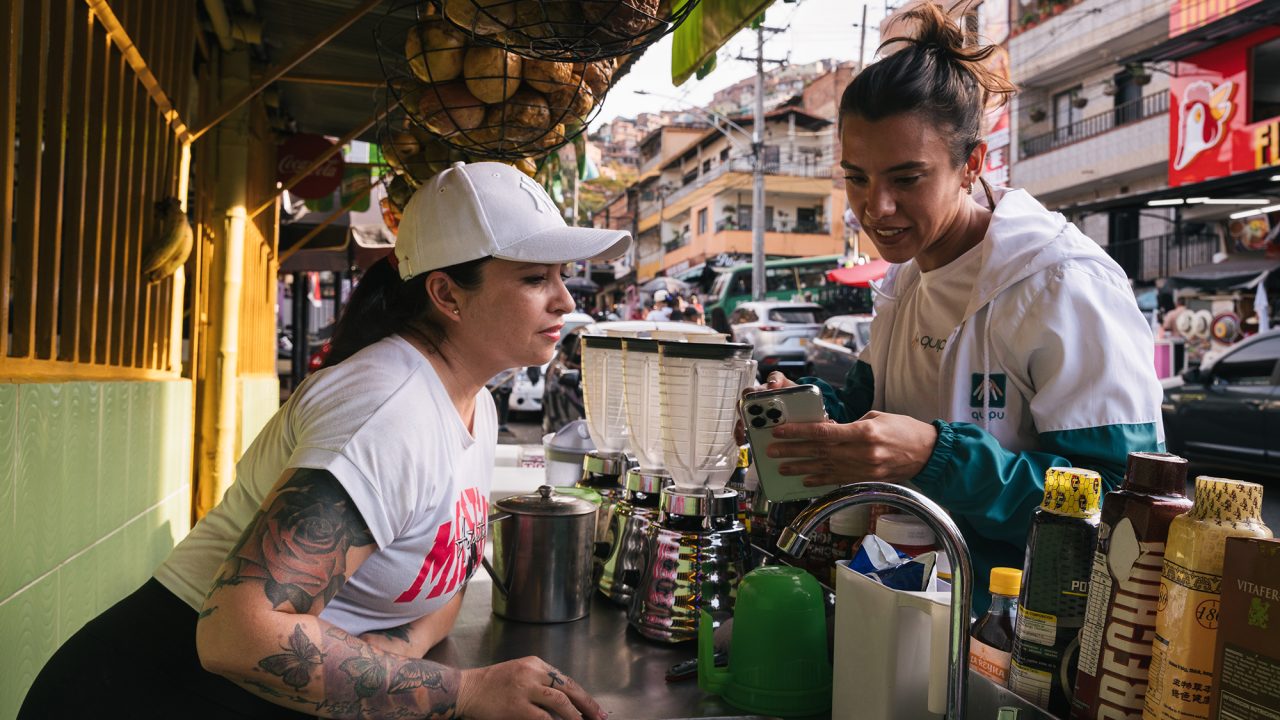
[276,133,345,199]
[1169,26,1280,187]
[982,0,1012,187]
[1169,0,1262,39]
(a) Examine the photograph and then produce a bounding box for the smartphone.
[740,385,829,502]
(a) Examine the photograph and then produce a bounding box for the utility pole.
[858,5,868,68]
[738,23,786,301]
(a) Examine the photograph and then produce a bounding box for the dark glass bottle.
[970,567,1022,687]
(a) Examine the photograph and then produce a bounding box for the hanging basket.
[432,0,701,62]
[376,3,609,161]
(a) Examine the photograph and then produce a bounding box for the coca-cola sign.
[276,133,345,199]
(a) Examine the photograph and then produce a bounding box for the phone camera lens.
[747,404,763,416]
[765,408,782,420]
[750,417,766,429]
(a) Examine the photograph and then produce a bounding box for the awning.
[1167,252,1280,291]
[671,0,777,85]
[1060,167,1280,216]
[1119,0,1280,65]
[827,259,891,287]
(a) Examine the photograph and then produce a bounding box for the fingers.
[535,666,604,720]
[765,371,794,389]
[771,420,840,442]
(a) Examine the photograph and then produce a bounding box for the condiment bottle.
[875,513,937,557]
[971,567,1023,687]
[1009,467,1102,717]
[1071,452,1191,720]
[1143,476,1272,720]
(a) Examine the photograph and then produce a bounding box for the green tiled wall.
[0,379,193,717]
[238,373,280,458]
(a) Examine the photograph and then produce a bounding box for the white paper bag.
[832,560,952,720]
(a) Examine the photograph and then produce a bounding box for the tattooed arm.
[360,590,464,657]
[196,468,605,720]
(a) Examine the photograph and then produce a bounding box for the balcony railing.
[1104,230,1218,282]
[714,219,831,234]
[641,155,833,216]
[1021,90,1169,159]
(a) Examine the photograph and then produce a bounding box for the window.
[795,265,829,291]
[769,308,825,324]
[1053,86,1084,139]
[765,266,797,293]
[1251,37,1280,122]
[702,159,712,174]
[720,148,730,161]
[1212,337,1280,386]
[818,323,836,341]
[729,308,758,324]
[698,208,708,235]
[853,322,872,349]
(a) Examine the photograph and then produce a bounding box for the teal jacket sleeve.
[912,420,1163,548]
[800,360,874,424]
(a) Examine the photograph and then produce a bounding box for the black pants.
[19,578,315,719]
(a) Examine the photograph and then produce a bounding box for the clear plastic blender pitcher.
[657,342,756,491]
[581,334,630,455]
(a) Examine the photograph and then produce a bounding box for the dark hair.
[839,2,1016,167]
[322,254,490,368]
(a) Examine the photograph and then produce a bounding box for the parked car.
[728,301,828,379]
[1162,329,1280,475]
[804,314,874,386]
[509,312,594,417]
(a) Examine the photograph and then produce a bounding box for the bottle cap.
[829,505,871,537]
[875,513,935,548]
[1122,452,1189,496]
[989,567,1023,597]
[1188,476,1265,523]
[738,445,750,469]
[1041,467,1102,518]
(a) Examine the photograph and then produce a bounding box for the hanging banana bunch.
[141,197,194,284]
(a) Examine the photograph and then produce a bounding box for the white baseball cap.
[394,161,631,279]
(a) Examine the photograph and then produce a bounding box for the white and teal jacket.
[806,188,1164,608]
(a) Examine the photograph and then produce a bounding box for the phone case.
[740,385,829,502]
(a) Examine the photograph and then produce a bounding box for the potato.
[386,174,415,211]
[547,85,595,126]
[381,131,420,174]
[443,0,515,36]
[415,81,487,137]
[583,59,614,97]
[523,58,575,94]
[405,21,466,83]
[584,0,661,40]
[538,123,568,149]
[464,46,523,104]
[485,89,552,143]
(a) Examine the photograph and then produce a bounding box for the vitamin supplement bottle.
[970,567,1023,687]
[1143,476,1271,720]
[1009,467,1102,717]
[1071,452,1191,720]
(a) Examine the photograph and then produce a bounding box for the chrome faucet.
[777,482,973,720]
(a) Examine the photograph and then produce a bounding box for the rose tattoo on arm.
[214,467,376,613]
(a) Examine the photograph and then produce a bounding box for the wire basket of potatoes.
[434,0,699,62]
[377,4,615,161]
[376,103,539,227]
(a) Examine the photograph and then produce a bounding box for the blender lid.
[621,337,659,353]
[547,419,595,453]
[496,485,597,517]
[658,341,752,360]
[582,335,624,350]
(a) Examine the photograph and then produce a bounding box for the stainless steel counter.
[426,572,792,720]
[430,573,1058,720]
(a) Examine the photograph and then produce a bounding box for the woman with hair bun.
[764,3,1164,611]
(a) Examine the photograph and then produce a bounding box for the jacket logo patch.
[970,373,1006,409]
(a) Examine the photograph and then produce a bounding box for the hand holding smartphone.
[740,385,828,502]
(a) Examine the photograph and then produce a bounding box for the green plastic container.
[698,566,832,717]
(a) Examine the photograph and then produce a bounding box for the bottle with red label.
[970,567,1023,687]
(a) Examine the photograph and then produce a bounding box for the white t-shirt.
[883,241,985,422]
[155,335,496,636]
[646,307,672,321]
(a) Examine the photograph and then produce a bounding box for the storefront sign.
[276,133,345,199]
[1169,26,1280,187]
[982,1,1012,186]
[1169,0,1261,39]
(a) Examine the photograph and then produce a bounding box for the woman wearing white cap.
[21,162,630,720]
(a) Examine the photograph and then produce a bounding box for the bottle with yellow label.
[1143,476,1271,720]
[1009,467,1102,718]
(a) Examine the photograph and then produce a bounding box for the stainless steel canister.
[483,485,598,623]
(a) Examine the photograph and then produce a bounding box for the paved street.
[503,417,1280,531]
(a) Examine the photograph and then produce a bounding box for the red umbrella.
[827,259,891,287]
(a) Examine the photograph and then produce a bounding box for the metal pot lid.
[546,419,595,453]
[496,485,597,517]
